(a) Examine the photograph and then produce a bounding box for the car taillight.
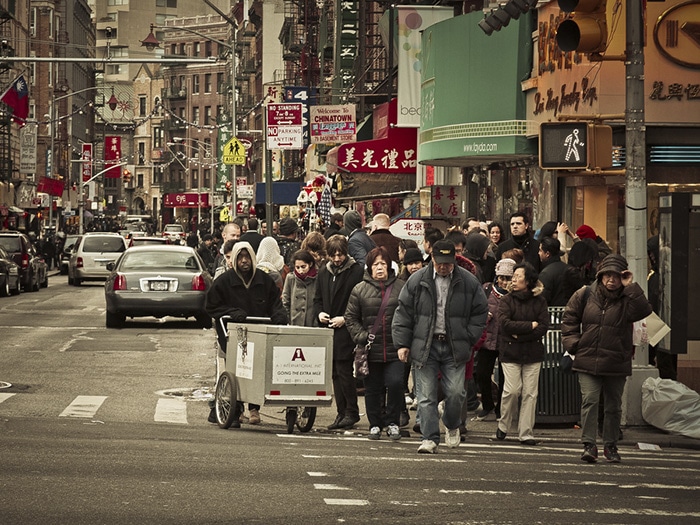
[21,252,28,269]
[76,257,84,268]
[191,274,207,291]
[113,274,127,291]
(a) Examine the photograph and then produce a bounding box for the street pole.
[623,0,657,425]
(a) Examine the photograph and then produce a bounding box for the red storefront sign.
[36,176,64,197]
[104,136,121,178]
[163,193,210,208]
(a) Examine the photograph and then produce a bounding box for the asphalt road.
[1,275,699,524]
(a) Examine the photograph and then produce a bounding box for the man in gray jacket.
[392,240,488,453]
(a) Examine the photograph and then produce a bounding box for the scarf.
[295,266,317,281]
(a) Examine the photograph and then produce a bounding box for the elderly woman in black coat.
[345,246,404,441]
[496,262,549,445]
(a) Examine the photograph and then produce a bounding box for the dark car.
[104,245,213,328]
[59,234,82,275]
[0,231,48,292]
[0,245,21,296]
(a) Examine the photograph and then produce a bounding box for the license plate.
[149,281,169,291]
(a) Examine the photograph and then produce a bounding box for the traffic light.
[539,121,613,170]
[556,0,608,54]
[478,0,539,35]
[122,168,132,186]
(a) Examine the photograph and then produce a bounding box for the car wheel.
[31,272,39,292]
[106,311,125,328]
[10,280,20,295]
[0,275,9,297]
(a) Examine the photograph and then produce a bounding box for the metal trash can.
[535,307,581,424]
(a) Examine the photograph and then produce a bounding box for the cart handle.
[219,315,272,332]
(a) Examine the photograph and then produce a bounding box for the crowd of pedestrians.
[197,210,657,463]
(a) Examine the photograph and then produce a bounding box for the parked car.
[59,234,82,275]
[0,245,21,296]
[68,232,127,285]
[128,236,170,248]
[161,224,186,245]
[104,245,213,328]
[0,231,48,292]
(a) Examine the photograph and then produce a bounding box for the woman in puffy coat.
[562,254,652,464]
[282,249,318,327]
[345,246,404,441]
[496,261,549,445]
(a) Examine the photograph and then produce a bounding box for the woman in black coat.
[496,262,549,445]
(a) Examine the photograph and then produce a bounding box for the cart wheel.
[215,372,238,429]
[285,408,297,434]
[296,407,317,433]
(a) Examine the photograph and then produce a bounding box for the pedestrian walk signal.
[222,137,246,166]
[539,122,612,170]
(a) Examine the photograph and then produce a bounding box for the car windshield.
[82,237,126,253]
[0,236,21,252]
[164,225,183,232]
[120,251,200,272]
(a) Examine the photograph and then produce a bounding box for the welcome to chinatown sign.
[310,104,356,144]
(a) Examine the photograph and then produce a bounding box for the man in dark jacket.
[313,234,365,430]
[496,212,540,270]
[562,254,652,464]
[239,217,264,253]
[538,236,568,306]
[206,241,288,426]
[323,212,344,239]
[369,213,401,263]
[276,217,301,266]
[392,240,488,454]
[344,209,375,268]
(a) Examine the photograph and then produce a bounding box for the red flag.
[104,136,121,178]
[0,75,29,126]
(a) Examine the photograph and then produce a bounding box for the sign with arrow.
[222,137,247,165]
[266,102,304,150]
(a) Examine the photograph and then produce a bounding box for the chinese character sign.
[104,136,121,178]
[81,143,93,182]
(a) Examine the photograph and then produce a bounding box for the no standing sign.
[266,103,304,150]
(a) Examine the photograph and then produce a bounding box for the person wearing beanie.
[538,236,568,306]
[562,253,652,464]
[276,217,301,266]
[574,224,612,263]
[495,212,541,271]
[344,210,375,268]
[398,247,424,281]
[463,231,493,283]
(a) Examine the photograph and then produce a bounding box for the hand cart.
[214,316,334,433]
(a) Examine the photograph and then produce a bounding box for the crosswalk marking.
[59,395,108,418]
[314,484,350,490]
[0,393,16,403]
[323,499,370,506]
[154,397,188,424]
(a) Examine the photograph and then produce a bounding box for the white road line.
[154,397,188,424]
[314,484,350,490]
[307,472,328,477]
[544,507,700,517]
[323,499,369,506]
[0,393,16,403]
[59,395,108,418]
[441,489,513,495]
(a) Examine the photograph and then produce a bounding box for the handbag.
[354,283,393,380]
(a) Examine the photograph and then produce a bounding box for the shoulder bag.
[354,283,393,379]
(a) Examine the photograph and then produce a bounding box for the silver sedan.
[104,245,213,328]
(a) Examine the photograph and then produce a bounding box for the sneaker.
[368,426,381,440]
[248,408,261,425]
[445,428,460,448]
[337,415,360,429]
[604,445,621,463]
[387,424,401,441]
[581,443,598,463]
[327,414,344,430]
[399,410,410,428]
[473,408,493,421]
[417,439,438,454]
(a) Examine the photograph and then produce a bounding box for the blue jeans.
[364,360,405,429]
[413,339,466,444]
[578,373,626,447]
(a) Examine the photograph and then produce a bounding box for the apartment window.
[216,72,224,93]
[179,43,186,55]
[204,74,212,93]
[192,75,200,94]
[179,75,185,90]
[30,8,36,36]
[29,63,36,85]
[192,169,198,189]
[203,169,211,188]
[153,126,163,148]
[108,0,128,5]
[192,107,200,124]
[205,41,213,57]
[170,44,177,55]
[106,64,122,75]
[193,42,200,57]
[179,107,185,119]
[204,106,212,125]
[138,142,146,165]
[29,103,35,120]
[137,174,144,187]
[139,96,147,117]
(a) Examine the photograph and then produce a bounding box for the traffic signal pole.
[623,0,658,426]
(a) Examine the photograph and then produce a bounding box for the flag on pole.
[318,185,333,228]
[0,75,29,126]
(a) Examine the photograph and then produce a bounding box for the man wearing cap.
[392,239,488,454]
[562,254,652,464]
[276,217,301,266]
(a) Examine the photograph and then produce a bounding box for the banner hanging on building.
[104,136,121,178]
[396,6,453,128]
[81,143,93,182]
[19,123,37,174]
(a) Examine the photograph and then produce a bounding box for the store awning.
[255,182,303,205]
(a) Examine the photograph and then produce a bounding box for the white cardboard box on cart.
[227,323,334,408]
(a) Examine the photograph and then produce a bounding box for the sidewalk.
[307,402,700,452]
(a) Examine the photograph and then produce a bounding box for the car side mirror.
[106,262,115,271]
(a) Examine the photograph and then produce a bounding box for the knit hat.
[343,210,362,232]
[539,221,558,239]
[576,224,597,240]
[463,231,490,260]
[495,258,516,277]
[279,217,298,236]
[596,254,628,278]
[403,248,423,265]
[568,239,598,267]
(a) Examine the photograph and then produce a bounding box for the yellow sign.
[219,206,231,222]
[222,137,246,165]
